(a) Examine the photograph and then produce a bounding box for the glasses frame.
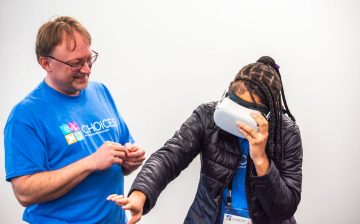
[45,50,98,72]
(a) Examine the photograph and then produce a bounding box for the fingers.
[107,194,140,222]
[109,142,145,158]
[125,144,145,157]
[121,200,134,210]
[128,213,142,224]
[107,194,128,206]
[105,141,129,159]
[107,192,145,224]
[125,154,145,163]
[107,194,124,201]
[236,112,268,139]
[237,121,257,140]
[237,124,252,140]
[123,144,146,162]
[123,161,143,168]
[106,141,129,155]
[102,142,145,168]
[250,112,268,135]
[123,146,145,170]
[125,143,132,150]
[113,157,124,165]
[113,145,129,156]
[113,150,127,159]
[106,194,117,200]
[127,149,145,158]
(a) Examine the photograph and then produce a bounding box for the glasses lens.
[71,63,82,72]
[70,54,98,72]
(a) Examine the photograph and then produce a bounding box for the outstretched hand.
[107,190,147,224]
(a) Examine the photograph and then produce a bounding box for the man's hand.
[10,141,128,207]
[122,143,146,175]
[237,112,270,176]
[107,190,146,224]
[87,141,129,171]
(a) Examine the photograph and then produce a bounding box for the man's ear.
[39,57,52,72]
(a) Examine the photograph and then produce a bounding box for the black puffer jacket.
[130,102,303,224]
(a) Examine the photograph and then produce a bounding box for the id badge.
[222,208,252,224]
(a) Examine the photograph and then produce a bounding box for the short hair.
[35,16,91,63]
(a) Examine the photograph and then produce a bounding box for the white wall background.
[1,0,359,223]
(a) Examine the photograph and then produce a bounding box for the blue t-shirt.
[4,80,134,224]
[219,137,250,221]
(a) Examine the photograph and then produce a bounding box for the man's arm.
[11,141,128,207]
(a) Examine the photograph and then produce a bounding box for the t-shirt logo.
[59,122,85,145]
[239,155,247,168]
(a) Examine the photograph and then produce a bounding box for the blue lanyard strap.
[227,180,233,209]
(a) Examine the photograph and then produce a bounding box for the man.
[4,16,145,223]
[108,56,303,224]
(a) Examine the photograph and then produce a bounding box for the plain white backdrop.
[1,0,359,223]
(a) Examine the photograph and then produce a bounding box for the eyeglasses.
[45,50,98,72]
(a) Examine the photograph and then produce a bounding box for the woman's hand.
[107,190,146,224]
[237,112,270,176]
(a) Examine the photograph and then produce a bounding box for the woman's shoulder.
[195,101,217,113]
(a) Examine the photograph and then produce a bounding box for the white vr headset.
[213,91,269,138]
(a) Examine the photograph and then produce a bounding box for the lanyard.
[227,180,233,209]
[227,138,248,210]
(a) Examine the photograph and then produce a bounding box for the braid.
[257,56,296,122]
[277,72,295,122]
[232,57,296,166]
[236,77,282,164]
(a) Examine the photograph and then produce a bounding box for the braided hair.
[229,56,295,166]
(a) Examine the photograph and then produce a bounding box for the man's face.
[44,32,93,96]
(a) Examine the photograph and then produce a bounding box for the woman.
[108,56,303,224]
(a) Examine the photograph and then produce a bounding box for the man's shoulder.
[86,81,111,95]
[87,81,107,90]
[12,90,44,114]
